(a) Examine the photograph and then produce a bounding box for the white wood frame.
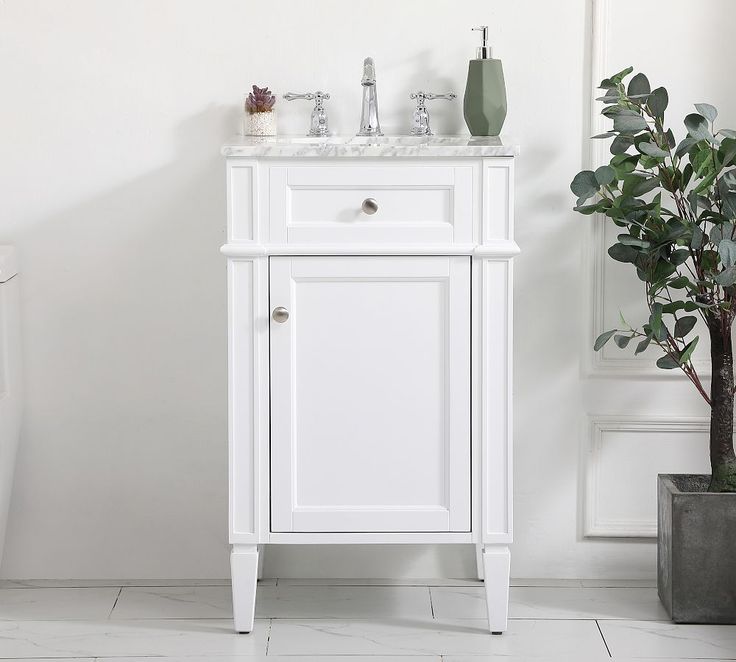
[224,154,517,633]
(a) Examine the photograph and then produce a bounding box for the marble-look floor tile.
[277,577,483,587]
[0,578,232,589]
[268,618,608,656]
[430,586,669,620]
[599,619,736,659]
[0,587,120,620]
[111,586,233,619]
[256,584,432,619]
[99,657,441,662]
[0,619,268,658]
[581,578,656,588]
[510,578,585,587]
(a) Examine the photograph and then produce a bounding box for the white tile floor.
[0,578,733,660]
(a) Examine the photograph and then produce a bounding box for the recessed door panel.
[269,256,470,532]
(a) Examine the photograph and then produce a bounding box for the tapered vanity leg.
[231,545,259,634]
[482,545,510,634]
[257,544,265,580]
[475,544,485,581]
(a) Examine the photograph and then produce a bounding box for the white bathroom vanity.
[221,135,519,634]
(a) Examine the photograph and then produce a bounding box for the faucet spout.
[358,57,382,136]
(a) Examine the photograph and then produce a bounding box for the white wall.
[0,0,724,579]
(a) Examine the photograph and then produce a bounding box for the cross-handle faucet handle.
[283,91,331,137]
[409,91,457,136]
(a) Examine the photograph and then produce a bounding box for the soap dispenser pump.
[463,25,507,136]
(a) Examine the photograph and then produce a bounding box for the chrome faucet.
[358,57,382,136]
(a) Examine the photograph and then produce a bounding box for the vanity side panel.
[478,257,514,544]
[482,158,514,242]
[228,257,269,544]
[227,159,258,243]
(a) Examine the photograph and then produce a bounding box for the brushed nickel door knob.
[361,197,379,215]
[272,307,289,323]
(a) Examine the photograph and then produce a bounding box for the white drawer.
[268,163,474,244]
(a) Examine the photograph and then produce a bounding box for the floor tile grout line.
[106,586,123,620]
[265,617,273,655]
[595,618,613,658]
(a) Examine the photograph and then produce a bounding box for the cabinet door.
[269,256,470,533]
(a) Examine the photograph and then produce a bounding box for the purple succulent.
[245,85,276,114]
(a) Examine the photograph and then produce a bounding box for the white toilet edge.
[0,246,18,283]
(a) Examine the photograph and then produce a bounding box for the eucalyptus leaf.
[614,113,648,134]
[675,137,697,158]
[719,239,736,268]
[691,225,704,249]
[635,336,651,354]
[656,355,680,369]
[628,73,651,98]
[631,176,661,197]
[674,316,697,338]
[679,337,699,364]
[719,129,736,139]
[716,266,736,287]
[648,87,668,118]
[570,170,599,199]
[593,329,617,351]
[614,334,632,348]
[695,103,718,123]
[592,131,617,139]
[611,135,634,155]
[709,223,733,244]
[684,113,713,142]
[595,165,615,186]
[638,141,669,158]
[608,243,639,263]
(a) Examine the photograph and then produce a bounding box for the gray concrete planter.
[658,474,736,623]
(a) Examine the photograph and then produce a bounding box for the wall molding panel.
[583,415,710,538]
[583,0,708,378]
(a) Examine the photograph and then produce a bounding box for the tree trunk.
[708,319,736,492]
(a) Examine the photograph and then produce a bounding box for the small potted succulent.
[572,67,736,624]
[244,85,277,136]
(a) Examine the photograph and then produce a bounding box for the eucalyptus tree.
[572,67,736,492]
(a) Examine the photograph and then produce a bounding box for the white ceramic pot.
[244,111,277,136]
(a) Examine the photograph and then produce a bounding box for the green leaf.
[670,249,690,266]
[674,316,697,338]
[631,176,661,197]
[669,276,691,289]
[719,129,736,139]
[675,137,697,158]
[608,243,639,263]
[617,234,651,248]
[719,239,736,268]
[695,103,718,123]
[649,303,663,337]
[716,266,736,287]
[614,113,648,134]
[628,73,651,97]
[691,225,705,249]
[709,222,733,244]
[592,131,617,139]
[635,336,651,354]
[685,113,713,142]
[571,170,599,199]
[611,135,634,155]
[594,329,617,351]
[614,334,632,348]
[638,141,668,158]
[647,87,668,118]
[599,66,633,89]
[656,355,680,369]
[679,337,699,364]
[595,165,615,186]
[693,171,717,194]
[718,137,736,167]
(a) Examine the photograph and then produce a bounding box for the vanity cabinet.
[222,137,519,635]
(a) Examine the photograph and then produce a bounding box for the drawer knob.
[361,197,379,215]
[272,307,290,323]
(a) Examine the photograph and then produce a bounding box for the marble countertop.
[222,135,519,158]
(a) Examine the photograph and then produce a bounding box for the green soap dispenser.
[463,25,507,136]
